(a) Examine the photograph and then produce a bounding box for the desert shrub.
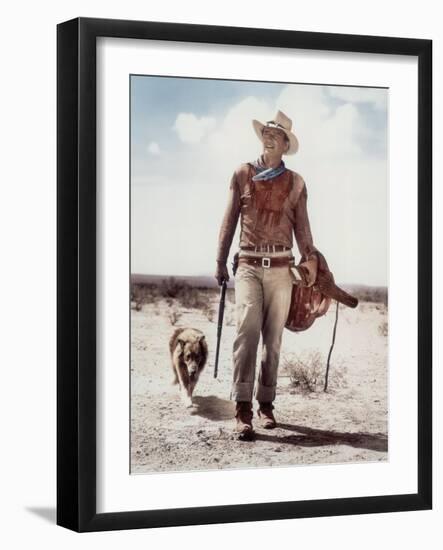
[160,277,188,299]
[177,286,207,310]
[203,300,236,325]
[378,320,388,337]
[283,351,323,393]
[130,286,140,311]
[168,306,182,326]
[158,277,207,310]
[283,351,347,393]
[131,285,146,311]
[132,278,224,314]
[203,302,215,323]
[131,283,160,310]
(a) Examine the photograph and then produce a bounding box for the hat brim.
[252,119,299,155]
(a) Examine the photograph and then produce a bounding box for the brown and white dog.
[169,328,208,407]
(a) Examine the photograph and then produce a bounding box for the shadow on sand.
[190,399,386,453]
[192,395,235,421]
[255,423,388,452]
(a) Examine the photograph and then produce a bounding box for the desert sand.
[131,286,388,474]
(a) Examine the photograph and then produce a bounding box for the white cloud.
[327,86,387,111]
[173,113,216,144]
[147,141,160,155]
[276,85,361,158]
[160,97,274,188]
[207,96,273,164]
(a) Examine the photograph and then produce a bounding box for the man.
[215,110,318,441]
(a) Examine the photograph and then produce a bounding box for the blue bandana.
[251,156,287,181]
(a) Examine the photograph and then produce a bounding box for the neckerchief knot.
[251,157,286,181]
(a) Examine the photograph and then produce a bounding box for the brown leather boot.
[235,401,255,441]
[257,402,277,429]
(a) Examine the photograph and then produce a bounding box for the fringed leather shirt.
[216,162,318,265]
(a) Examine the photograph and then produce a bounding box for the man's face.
[262,127,289,156]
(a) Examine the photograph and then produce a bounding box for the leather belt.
[238,256,294,268]
[241,245,290,253]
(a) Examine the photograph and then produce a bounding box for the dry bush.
[203,303,215,323]
[160,277,187,299]
[283,351,323,393]
[378,320,388,337]
[203,300,236,325]
[178,287,207,310]
[159,277,207,310]
[205,288,236,322]
[283,351,348,394]
[132,279,223,316]
[130,286,141,311]
[131,284,159,311]
[168,306,182,326]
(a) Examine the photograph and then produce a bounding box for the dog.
[169,328,208,407]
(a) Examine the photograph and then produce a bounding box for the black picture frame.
[57,17,432,532]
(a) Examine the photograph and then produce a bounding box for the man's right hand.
[215,262,230,286]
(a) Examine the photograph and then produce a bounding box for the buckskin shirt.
[216,162,318,265]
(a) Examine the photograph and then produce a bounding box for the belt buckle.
[262,257,271,268]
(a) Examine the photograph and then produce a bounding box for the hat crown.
[252,109,299,155]
[267,110,292,132]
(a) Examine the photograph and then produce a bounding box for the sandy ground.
[131,291,388,474]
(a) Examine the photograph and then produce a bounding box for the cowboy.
[215,110,319,441]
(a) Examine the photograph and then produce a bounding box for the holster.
[232,252,239,276]
[314,251,358,309]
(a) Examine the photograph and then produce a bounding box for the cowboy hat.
[252,110,299,155]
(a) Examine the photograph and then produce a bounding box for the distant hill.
[131,274,387,303]
[131,273,234,289]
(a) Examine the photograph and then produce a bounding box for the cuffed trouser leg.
[231,265,262,402]
[231,260,293,403]
[255,266,293,403]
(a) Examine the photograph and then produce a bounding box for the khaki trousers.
[231,251,294,403]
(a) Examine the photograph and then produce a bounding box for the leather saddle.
[285,250,358,332]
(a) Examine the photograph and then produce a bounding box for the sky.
[130,75,388,286]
